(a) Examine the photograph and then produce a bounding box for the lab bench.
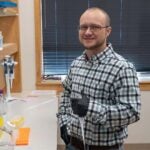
[1,90,58,150]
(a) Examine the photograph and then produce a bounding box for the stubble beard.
[83,39,106,52]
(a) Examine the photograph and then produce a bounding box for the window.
[34,0,150,90]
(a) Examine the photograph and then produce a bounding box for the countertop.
[1,90,58,150]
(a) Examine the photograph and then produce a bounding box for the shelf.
[0,6,18,17]
[0,0,21,92]
[0,13,18,17]
[0,9,18,17]
[0,43,17,60]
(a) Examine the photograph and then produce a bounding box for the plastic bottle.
[0,31,3,51]
[0,89,7,115]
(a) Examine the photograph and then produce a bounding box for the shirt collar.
[82,43,114,64]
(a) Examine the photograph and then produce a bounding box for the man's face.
[79,10,111,51]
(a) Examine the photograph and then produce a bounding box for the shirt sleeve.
[57,70,72,127]
[87,65,141,128]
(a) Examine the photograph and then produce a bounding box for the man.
[57,7,141,150]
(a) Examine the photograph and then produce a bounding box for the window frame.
[34,0,63,92]
[34,0,150,91]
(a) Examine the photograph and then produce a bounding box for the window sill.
[36,80,63,92]
[36,80,150,91]
[139,82,150,91]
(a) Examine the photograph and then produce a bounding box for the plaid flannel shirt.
[57,43,141,146]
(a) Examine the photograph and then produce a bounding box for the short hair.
[84,7,111,26]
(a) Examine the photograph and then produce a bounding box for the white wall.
[19,0,36,91]
[18,0,150,144]
[126,91,150,143]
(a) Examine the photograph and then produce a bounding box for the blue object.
[0,1,17,8]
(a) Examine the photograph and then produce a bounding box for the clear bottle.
[0,31,3,51]
[0,89,7,115]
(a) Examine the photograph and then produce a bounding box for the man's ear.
[106,26,112,37]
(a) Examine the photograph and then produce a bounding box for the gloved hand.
[71,92,90,117]
[66,143,77,150]
[60,125,70,145]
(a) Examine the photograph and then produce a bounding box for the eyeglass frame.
[78,24,110,32]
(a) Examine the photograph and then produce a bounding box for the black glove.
[60,125,70,145]
[71,92,90,117]
[66,143,78,150]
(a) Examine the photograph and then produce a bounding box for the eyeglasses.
[78,24,109,32]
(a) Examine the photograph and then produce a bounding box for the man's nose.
[85,27,92,34]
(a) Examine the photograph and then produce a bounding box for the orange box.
[16,128,30,145]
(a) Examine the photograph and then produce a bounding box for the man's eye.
[81,26,88,30]
[91,26,99,30]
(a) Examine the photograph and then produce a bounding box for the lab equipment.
[0,116,15,150]
[0,89,7,115]
[1,55,17,101]
[71,92,90,150]
[0,115,25,150]
[0,89,26,150]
